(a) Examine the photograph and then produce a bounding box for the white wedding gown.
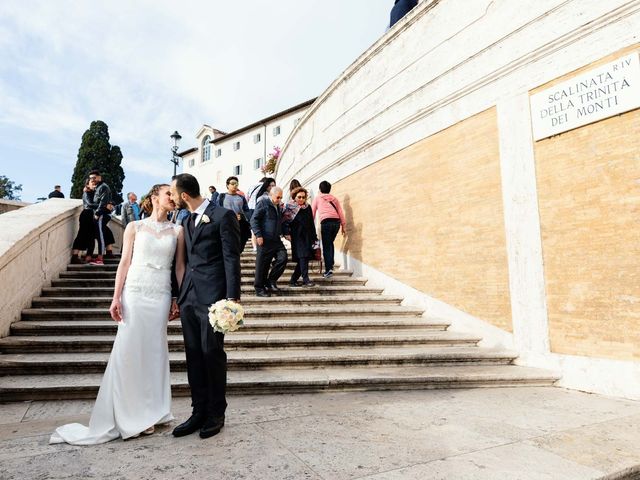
[50,219,181,445]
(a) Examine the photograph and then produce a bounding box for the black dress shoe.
[267,282,280,292]
[255,289,271,297]
[172,413,205,437]
[200,415,225,439]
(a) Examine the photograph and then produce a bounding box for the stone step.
[58,269,353,279]
[66,261,303,271]
[96,252,299,264]
[50,276,368,288]
[0,365,560,401]
[19,305,423,321]
[10,317,447,336]
[0,347,517,375]
[30,294,404,309]
[40,285,385,298]
[0,330,480,353]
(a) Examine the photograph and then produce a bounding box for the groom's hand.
[168,298,180,321]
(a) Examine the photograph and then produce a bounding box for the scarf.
[283,201,308,224]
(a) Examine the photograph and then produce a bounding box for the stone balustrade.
[0,200,123,337]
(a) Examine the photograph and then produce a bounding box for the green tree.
[70,120,125,203]
[0,175,23,200]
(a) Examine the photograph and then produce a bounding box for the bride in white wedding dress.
[50,184,185,445]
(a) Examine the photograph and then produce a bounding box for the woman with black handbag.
[283,187,317,287]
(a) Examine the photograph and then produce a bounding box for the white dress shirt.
[192,198,210,227]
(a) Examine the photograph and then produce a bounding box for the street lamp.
[170,130,182,176]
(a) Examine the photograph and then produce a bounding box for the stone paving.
[1,387,640,479]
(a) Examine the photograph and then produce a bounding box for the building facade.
[179,99,315,195]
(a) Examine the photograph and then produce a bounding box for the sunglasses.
[295,195,307,199]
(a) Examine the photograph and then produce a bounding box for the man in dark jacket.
[389,0,418,28]
[208,185,219,204]
[48,185,65,198]
[170,173,241,439]
[250,186,287,297]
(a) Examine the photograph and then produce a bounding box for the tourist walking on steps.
[288,179,302,200]
[283,187,317,287]
[247,177,276,252]
[311,181,346,278]
[250,186,287,297]
[51,183,185,445]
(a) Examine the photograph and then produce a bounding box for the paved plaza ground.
[1,387,640,479]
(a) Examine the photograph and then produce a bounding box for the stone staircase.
[0,250,558,401]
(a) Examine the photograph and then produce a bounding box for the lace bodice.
[130,218,181,269]
[124,218,182,298]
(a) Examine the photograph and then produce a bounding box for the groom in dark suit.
[170,173,241,439]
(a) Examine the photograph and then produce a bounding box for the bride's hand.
[109,298,123,323]
[168,299,180,321]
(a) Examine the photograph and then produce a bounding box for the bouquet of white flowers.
[208,299,244,334]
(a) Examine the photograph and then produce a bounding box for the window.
[188,158,195,167]
[253,133,261,143]
[233,165,242,175]
[233,141,240,151]
[273,125,281,136]
[254,157,264,170]
[215,148,222,158]
[201,135,212,162]
[293,117,301,127]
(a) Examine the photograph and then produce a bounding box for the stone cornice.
[274,0,441,179]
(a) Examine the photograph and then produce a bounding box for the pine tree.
[0,175,23,200]
[70,121,125,203]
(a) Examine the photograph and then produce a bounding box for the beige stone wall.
[0,200,82,337]
[534,46,640,361]
[332,108,512,331]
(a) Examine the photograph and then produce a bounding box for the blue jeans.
[320,220,340,273]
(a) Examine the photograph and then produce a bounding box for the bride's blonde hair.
[140,183,170,216]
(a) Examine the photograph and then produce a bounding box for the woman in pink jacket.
[311,181,346,278]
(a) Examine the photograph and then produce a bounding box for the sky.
[0,0,392,202]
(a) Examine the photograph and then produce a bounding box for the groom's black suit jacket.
[176,201,241,305]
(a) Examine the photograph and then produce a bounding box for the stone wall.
[276,0,640,398]
[0,200,82,337]
[331,107,512,333]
